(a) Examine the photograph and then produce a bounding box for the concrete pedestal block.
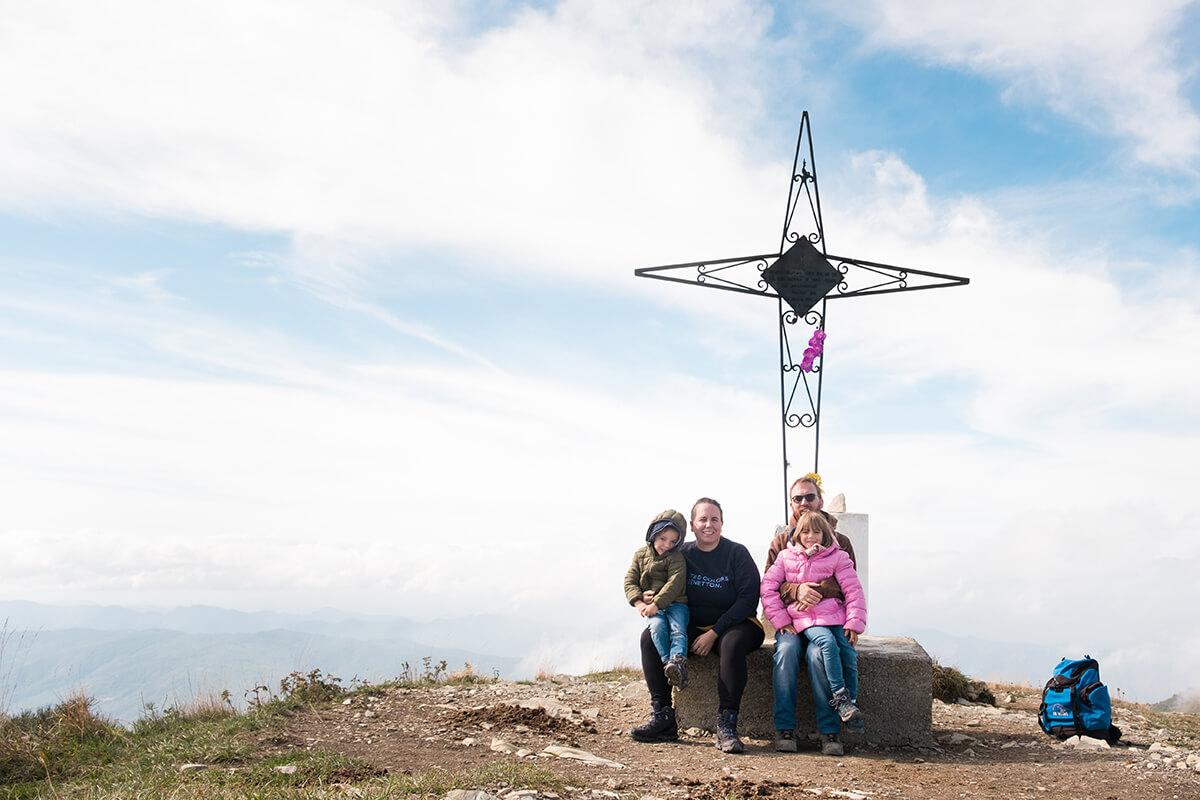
[673,635,933,747]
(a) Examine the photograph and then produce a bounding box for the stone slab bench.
[674,635,933,747]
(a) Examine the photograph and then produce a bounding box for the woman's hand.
[690,629,718,657]
[780,624,798,635]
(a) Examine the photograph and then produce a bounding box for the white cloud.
[818,148,1200,439]
[0,0,784,291]
[834,0,1200,170]
[0,360,784,616]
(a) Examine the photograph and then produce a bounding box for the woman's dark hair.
[690,497,723,523]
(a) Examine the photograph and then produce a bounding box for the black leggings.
[641,619,765,710]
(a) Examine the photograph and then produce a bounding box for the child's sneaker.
[830,690,862,724]
[664,655,689,689]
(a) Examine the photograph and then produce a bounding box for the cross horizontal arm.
[824,253,970,299]
[634,253,781,299]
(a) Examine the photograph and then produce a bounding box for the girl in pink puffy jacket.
[761,510,866,727]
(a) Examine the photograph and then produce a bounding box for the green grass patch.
[385,759,568,798]
[0,659,512,799]
[0,690,298,797]
[582,665,641,682]
[1,693,125,787]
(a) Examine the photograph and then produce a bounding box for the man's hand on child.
[791,582,823,611]
[641,590,655,604]
[640,602,660,617]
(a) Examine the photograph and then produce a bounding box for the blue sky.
[2,0,1199,702]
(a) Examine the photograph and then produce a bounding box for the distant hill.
[0,602,546,724]
[4,601,1187,723]
[1151,688,1200,713]
[0,600,553,656]
[895,627,1065,688]
[886,627,1179,705]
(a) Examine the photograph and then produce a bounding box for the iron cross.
[635,112,969,510]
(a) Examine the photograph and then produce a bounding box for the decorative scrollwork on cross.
[635,112,969,511]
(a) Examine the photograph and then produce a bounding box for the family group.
[622,474,865,757]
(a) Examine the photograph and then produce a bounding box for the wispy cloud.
[0,0,786,292]
[833,0,1200,171]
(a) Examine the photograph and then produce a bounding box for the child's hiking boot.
[820,732,844,756]
[774,729,797,752]
[715,708,744,753]
[664,655,689,689]
[630,702,678,743]
[831,690,862,725]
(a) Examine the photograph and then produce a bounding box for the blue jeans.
[647,603,690,661]
[803,624,858,699]
[772,630,839,734]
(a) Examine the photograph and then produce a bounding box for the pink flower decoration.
[800,328,827,372]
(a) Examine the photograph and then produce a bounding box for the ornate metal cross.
[635,112,969,510]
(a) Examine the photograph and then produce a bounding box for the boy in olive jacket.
[625,509,690,688]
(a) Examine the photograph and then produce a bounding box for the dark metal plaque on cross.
[635,112,969,509]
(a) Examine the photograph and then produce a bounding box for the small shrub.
[246,669,347,711]
[584,665,641,682]
[178,689,236,721]
[446,663,496,686]
[396,657,448,687]
[932,662,996,705]
[933,662,969,703]
[0,692,121,785]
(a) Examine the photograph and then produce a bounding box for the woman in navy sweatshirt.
[631,497,764,752]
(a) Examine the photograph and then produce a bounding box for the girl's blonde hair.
[792,510,834,548]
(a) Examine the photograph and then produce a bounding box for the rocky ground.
[269,676,1200,800]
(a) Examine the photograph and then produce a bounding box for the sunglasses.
[791,493,818,504]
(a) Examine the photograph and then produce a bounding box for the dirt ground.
[270,676,1200,800]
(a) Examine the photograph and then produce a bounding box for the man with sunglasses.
[763,474,858,756]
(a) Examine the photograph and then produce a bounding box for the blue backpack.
[1038,656,1121,743]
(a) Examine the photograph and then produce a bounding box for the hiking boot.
[831,690,862,725]
[821,732,844,756]
[630,703,678,743]
[774,729,797,752]
[715,708,744,753]
[664,655,689,689]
